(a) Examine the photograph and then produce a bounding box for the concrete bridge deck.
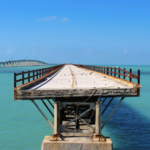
[29,64,130,90]
[14,64,140,100]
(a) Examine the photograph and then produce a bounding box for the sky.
[0,0,150,65]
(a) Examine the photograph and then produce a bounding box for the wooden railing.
[75,65,140,84]
[14,64,64,87]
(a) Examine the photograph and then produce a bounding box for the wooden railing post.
[138,70,140,84]
[111,67,112,76]
[37,70,38,79]
[33,70,35,80]
[118,68,120,78]
[39,69,41,77]
[123,68,126,79]
[42,69,44,76]
[14,73,16,87]
[28,71,30,82]
[114,68,116,77]
[130,69,132,82]
[22,71,24,84]
[107,67,109,75]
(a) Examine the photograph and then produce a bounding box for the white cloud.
[62,17,70,22]
[37,16,57,21]
[124,49,127,54]
[37,16,70,22]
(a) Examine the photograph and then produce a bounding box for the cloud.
[37,16,57,21]
[124,49,127,54]
[37,16,70,22]
[62,17,70,22]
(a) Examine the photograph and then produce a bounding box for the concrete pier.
[41,136,112,150]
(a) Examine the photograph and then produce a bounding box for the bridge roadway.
[29,64,129,90]
[14,64,139,101]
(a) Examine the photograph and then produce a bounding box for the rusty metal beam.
[47,99,54,108]
[61,104,95,131]
[31,100,54,130]
[102,97,114,115]
[64,108,91,127]
[101,97,124,130]
[41,99,54,117]
[102,97,107,104]
[78,118,95,131]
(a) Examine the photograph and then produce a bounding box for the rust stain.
[92,134,106,142]
[49,134,63,141]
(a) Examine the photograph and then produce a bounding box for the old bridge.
[13,64,141,150]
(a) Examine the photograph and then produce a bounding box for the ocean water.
[0,65,150,150]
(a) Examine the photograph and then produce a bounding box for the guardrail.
[14,64,64,87]
[75,65,140,84]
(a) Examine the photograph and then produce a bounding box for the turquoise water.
[0,65,150,150]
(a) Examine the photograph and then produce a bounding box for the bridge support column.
[92,100,105,142]
[49,101,63,141]
[41,100,112,150]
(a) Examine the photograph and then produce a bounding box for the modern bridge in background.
[0,60,48,67]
